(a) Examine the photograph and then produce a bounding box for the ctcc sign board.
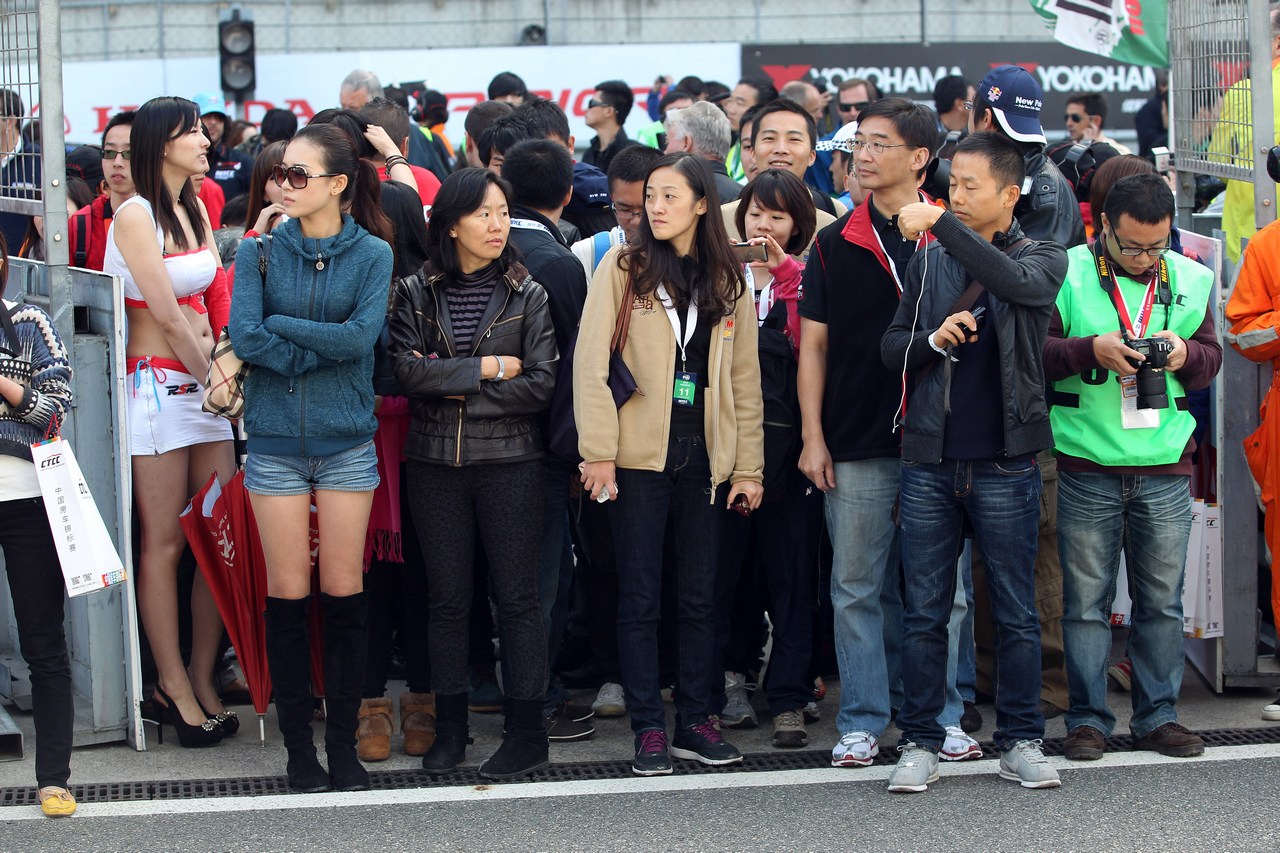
[742,42,1158,127]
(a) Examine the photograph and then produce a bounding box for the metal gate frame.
[1170,0,1280,690]
[0,0,144,750]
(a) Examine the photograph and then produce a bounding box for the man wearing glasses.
[1044,173,1221,763]
[582,80,638,176]
[68,110,135,271]
[811,78,880,200]
[1063,93,1131,155]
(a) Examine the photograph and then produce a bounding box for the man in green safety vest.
[1044,173,1222,763]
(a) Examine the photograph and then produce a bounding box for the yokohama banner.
[741,42,1157,135]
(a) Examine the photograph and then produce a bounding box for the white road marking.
[7,743,1280,821]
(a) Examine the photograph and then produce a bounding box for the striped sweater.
[0,301,72,461]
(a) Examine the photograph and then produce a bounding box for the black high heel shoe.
[197,699,240,737]
[153,687,224,748]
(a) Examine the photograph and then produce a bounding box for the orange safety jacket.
[1225,217,1280,631]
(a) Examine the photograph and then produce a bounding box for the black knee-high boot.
[265,596,330,793]
[320,591,371,792]
[421,692,471,774]
[478,697,550,780]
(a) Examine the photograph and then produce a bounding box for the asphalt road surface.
[3,744,1277,851]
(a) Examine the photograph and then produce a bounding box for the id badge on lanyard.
[658,284,699,407]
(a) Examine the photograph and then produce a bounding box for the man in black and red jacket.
[68,111,135,271]
[795,98,938,770]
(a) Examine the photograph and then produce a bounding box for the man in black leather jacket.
[968,65,1086,250]
[965,64,1081,723]
[878,133,1067,793]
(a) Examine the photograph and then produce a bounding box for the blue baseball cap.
[975,65,1046,144]
[192,91,227,118]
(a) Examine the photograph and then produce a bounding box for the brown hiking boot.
[400,692,436,756]
[1063,726,1107,761]
[1132,722,1204,757]
[356,697,393,761]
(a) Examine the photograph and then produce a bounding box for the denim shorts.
[243,441,379,496]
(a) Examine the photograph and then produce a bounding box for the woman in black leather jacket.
[388,167,557,781]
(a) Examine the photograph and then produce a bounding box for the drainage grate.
[4,727,1279,807]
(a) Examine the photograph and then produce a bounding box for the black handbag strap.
[254,234,272,284]
[0,301,21,356]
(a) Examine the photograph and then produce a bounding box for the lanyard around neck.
[657,283,697,371]
[1094,243,1169,338]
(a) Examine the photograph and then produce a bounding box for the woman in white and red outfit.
[103,96,237,748]
[716,167,823,747]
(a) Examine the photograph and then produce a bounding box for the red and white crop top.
[103,196,218,312]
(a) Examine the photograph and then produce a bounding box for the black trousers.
[2,496,73,788]
[407,459,547,701]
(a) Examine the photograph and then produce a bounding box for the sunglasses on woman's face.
[271,164,341,189]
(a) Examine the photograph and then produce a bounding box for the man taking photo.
[1045,173,1221,762]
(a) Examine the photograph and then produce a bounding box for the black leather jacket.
[880,214,1068,463]
[1017,150,1087,249]
[388,262,558,466]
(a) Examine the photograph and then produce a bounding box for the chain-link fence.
[1172,3,1254,181]
[0,0,42,228]
[60,0,1056,60]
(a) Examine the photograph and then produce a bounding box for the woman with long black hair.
[103,96,237,749]
[574,152,764,776]
[389,167,557,780]
[229,122,394,793]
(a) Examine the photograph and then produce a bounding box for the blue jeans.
[957,542,977,704]
[1058,471,1191,738]
[611,435,724,733]
[897,458,1044,752]
[825,457,903,737]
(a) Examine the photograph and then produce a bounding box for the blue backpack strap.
[592,231,612,272]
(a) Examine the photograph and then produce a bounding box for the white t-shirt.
[0,452,41,501]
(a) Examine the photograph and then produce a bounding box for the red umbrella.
[181,470,326,744]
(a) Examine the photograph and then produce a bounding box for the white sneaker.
[940,725,983,761]
[592,682,626,718]
[999,739,1062,789]
[720,671,758,728]
[802,701,821,723]
[887,743,939,793]
[830,730,878,767]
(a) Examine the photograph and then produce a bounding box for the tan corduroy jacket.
[573,246,765,498]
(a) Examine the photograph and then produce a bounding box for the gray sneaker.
[720,671,758,728]
[887,743,939,793]
[998,739,1062,789]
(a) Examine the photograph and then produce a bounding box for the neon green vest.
[637,120,664,149]
[1051,244,1214,467]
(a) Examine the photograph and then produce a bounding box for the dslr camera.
[1125,336,1174,410]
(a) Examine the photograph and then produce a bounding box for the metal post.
[37,0,71,370]
[1251,0,1277,229]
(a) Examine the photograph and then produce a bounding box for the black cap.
[66,144,105,192]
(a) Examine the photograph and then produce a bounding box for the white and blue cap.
[975,65,1046,145]
[192,91,227,119]
[816,121,859,153]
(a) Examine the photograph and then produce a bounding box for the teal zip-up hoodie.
[229,214,393,457]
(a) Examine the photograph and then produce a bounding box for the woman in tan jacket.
[574,152,764,777]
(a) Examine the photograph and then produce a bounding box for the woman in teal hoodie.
[229,122,394,794]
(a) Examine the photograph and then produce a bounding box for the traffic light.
[219,10,255,100]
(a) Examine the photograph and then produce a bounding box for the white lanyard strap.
[745,265,774,324]
[510,217,552,235]
[657,283,697,370]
